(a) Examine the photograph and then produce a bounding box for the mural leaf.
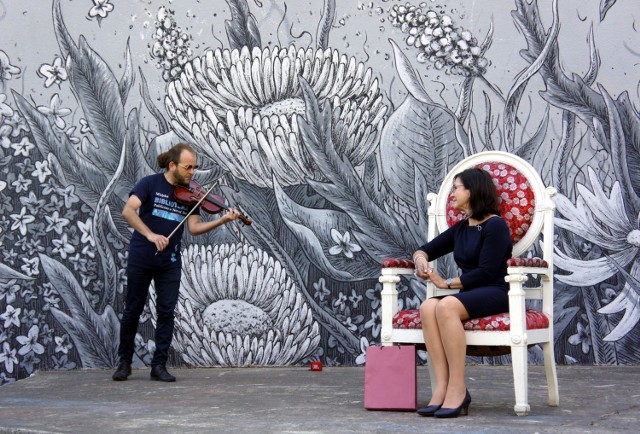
[505,0,559,150]
[94,132,127,309]
[582,286,618,363]
[389,38,469,154]
[224,0,261,51]
[379,94,464,210]
[388,39,433,104]
[611,92,640,203]
[597,255,640,342]
[553,283,580,340]
[481,91,497,151]
[124,108,155,194]
[552,24,599,193]
[599,85,640,212]
[583,24,601,86]
[139,68,169,135]
[413,164,430,240]
[316,0,335,50]
[68,36,127,175]
[513,105,549,161]
[599,0,618,22]
[53,2,128,179]
[552,111,576,194]
[11,91,107,207]
[274,177,378,281]
[297,76,416,260]
[361,154,390,211]
[119,37,135,104]
[0,263,34,281]
[455,76,475,126]
[512,0,640,178]
[40,255,119,368]
[52,0,75,60]
[219,180,279,254]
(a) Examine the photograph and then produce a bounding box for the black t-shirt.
[127,173,199,268]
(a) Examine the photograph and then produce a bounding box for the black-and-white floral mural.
[1,0,640,385]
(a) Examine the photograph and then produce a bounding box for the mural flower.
[88,0,114,25]
[328,229,362,259]
[389,3,488,76]
[151,6,192,82]
[10,207,35,236]
[554,168,638,285]
[10,137,35,158]
[36,93,71,129]
[165,46,387,188]
[37,56,68,88]
[0,50,21,82]
[170,243,320,366]
[0,343,18,374]
[0,94,13,118]
[568,315,592,354]
[52,233,75,259]
[0,306,21,329]
[16,325,45,356]
[554,168,640,341]
[31,160,52,183]
[2,112,29,138]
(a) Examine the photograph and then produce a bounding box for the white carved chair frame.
[378,151,559,416]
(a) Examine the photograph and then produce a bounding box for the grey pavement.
[0,365,638,433]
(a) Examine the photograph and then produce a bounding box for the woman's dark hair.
[157,143,195,169]
[454,168,500,220]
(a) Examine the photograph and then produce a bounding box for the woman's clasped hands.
[413,254,447,288]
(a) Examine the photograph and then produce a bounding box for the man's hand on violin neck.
[225,208,241,222]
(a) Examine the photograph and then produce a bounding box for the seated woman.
[412,168,512,418]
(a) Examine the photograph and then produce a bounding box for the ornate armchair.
[378,151,559,416]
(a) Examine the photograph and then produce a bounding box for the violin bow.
[154,181,218,255]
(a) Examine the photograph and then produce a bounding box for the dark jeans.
[118,262,181,367]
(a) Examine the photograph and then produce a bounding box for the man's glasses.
[177,163,199,171]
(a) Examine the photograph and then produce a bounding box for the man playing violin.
[112,142,240,382]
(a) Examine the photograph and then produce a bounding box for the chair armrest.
[507,262,554,322]
[505,273,529,344]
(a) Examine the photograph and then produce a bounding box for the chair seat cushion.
[381,258,415,268]
[393,308,549,331]
[381,257,547,269]
[507,257,548,267]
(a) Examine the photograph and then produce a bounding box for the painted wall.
[1,0,639,384]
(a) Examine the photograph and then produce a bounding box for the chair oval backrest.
[435,151,546,257]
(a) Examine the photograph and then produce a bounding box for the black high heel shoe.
[434,389,471,418]
[416,404,442,417]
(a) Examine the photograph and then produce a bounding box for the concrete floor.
[0,365,639,433]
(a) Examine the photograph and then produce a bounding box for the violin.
[173,180,252,226]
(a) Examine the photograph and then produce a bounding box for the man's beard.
[173,171,190,186]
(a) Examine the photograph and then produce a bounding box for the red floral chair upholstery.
[378,151,559,416]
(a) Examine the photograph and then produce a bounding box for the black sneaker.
[112,361,132,381]
[150,365,176,382]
